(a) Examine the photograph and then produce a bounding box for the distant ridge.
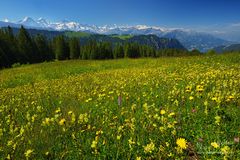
[5,27,186,50]
[0,17,233,51]
[213,44,240,53]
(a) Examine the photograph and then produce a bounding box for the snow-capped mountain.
[0,17,178,33]
[0,17,232,51]
[37,18,50,27]
[18,17,42,28]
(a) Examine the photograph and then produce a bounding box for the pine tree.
[127,43,140,58]
[0,47,9,68]
[35,34,52,61]
[5,26,19,64]
[69,37,80,59]
[54,35,69,60]
[0,26,19,66]
[17,26,36,63]
[124,43,130,58]
[80,46,88,60]
[88,40,97,59]
[113,44,124,59]
[102,42,112,59]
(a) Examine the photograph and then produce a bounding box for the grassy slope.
[0,54,239,90]
[64,31,91,38]
[111,34,134,40]
[0,54,239,159]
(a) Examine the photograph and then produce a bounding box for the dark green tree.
[101,42,113,59]
[69,37,80,59]
[80,46,88,60]
[190,49,201,55]
[206,49,216,56]
[5,26,19,63]
[113,44,124,59]
[127,43,140,58]
[17,26,36,63]
[35,34,53,61]
[53,35,69,60]
[0,47,9,68]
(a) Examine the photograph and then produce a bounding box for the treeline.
[0,26,201,68]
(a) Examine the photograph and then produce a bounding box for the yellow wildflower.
[59,118,66,125]
[55,107,61,113]
[117,135,121,140]
[42,117,51,126]
[221,146,230,154]
[78,113,89,124]
[96,130,103,136]
[168,112,175,117]
[91,140,97,148]
[196,85,204,92]
[128,137,135,146]
[215,116,221,125]
[160,109,166,115]
[212,97,217,101]
[7,140,13,147]
[228,95,234,100]
[136,156,141,160]
[176,138,188,149]
[211,142,219,148]
[189,96,194,100]
[185,86,192,92]
[24,149,34,158]
[144,141,155,154]
[159,126,165,132]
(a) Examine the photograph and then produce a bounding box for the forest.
[0,26,201,68]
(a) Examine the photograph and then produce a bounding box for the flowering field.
[0,54,239,159]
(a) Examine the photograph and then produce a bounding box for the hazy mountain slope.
[3,27,186,50]
[0,17,233,51]
[213,44,240,53]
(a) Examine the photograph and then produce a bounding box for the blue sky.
[0,0,240,40]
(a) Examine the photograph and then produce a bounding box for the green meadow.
[0,54,239,159]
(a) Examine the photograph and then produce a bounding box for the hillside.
[213,44,240,53]
[6,27,186,50]
[127,35,185,50]
[0,54,239,159]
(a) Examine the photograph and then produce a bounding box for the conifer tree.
[17,26,36,63]
[5,26,19,64]
[54,35,69,60]
[35,34,52,61]
[113,44,124,59]
[69,37,80,59]
[0,47,9,68]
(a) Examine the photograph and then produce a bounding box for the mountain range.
[0,17,235,51]
[213,44,240,53]
[6,27,186,51]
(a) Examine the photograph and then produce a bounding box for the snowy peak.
[37,18,49,26]
[134,25,166,31]
[19,17,35,24]
[8,17,171,33]
[18,17,41,27]
[3,19,10,23]
[4,17,176,34]
[135,25,149,30]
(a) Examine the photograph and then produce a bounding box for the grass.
[64,31,91,38]
[0,54,239,159]
[111,34,134,40]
